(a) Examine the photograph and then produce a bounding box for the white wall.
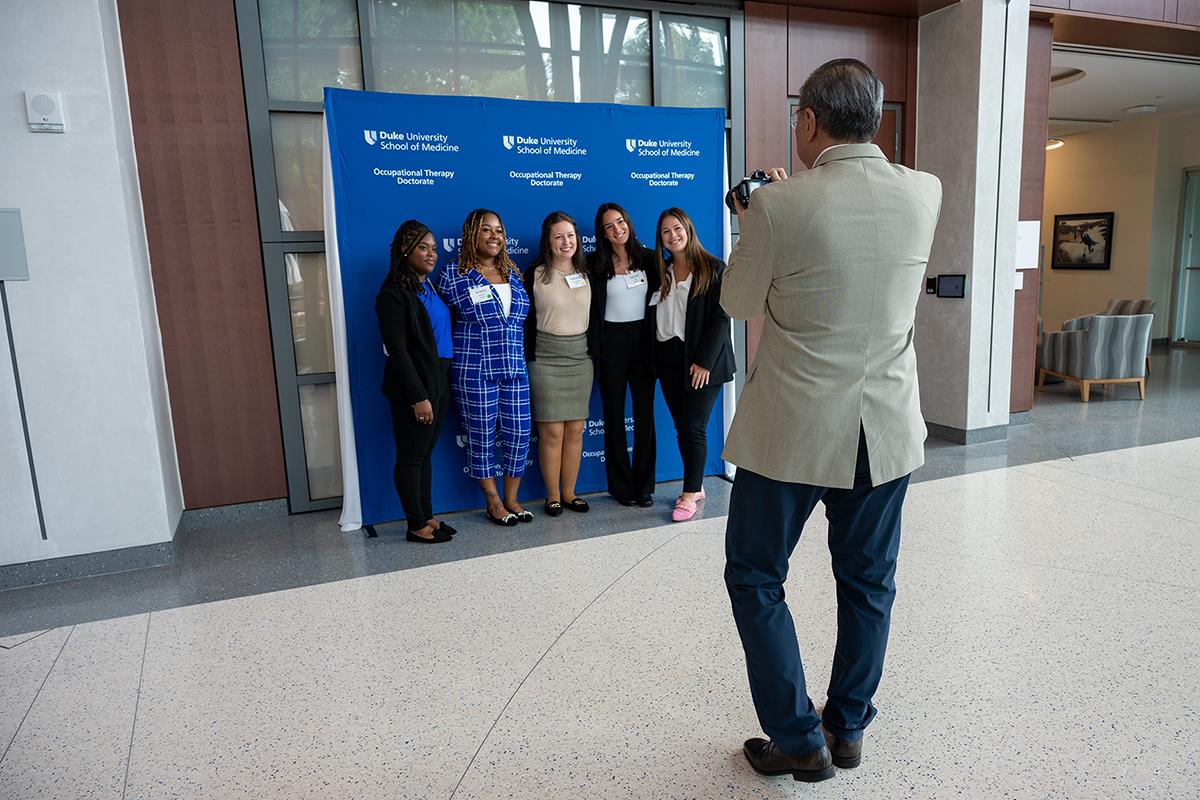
[0,0,182,566]
[915,0,1027,434]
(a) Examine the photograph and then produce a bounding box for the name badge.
[468,285,494,305]
[564,272,588,290]
[623,270,646,288]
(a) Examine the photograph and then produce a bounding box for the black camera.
[725,169,770,213]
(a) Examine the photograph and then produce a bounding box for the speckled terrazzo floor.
[2,437,1198,799]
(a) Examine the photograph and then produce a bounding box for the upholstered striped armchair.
[1101,298,1156,372]
[1038,314,1152,401]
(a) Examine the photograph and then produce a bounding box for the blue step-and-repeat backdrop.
[324,88,728,526]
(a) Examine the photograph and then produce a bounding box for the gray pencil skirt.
[528,332,593,422]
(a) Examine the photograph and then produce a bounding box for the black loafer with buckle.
[544,500,563,517]
[563,497,590,513]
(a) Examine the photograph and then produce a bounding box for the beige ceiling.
[1048,45,1200,139]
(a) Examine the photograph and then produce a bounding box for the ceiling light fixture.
[1125,104,1158,115]
[1046,138,1065,151]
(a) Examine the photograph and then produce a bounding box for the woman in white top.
[587,202,661,508]
[523,211,593,516]
[653,207,735,521]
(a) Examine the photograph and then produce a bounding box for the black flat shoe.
[406,529,452,544]
[743,738,835,783]
[563,497,589,513]
[544,501,563,517]
[512,509,534,523]
[636,495,654,507]
[433,521,457,536]
[486,509,519,526]
[616,497,638,507]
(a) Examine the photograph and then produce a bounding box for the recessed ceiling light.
[1125,104,1158,115]
[1046,138,1065,151]
[1050,67,1086,88]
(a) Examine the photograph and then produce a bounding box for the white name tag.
[623,270,646,288]
[564,272,588,289]
[468,285,494,305]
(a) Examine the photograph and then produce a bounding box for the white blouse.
[493,283,513,317]
[656,272,691,342]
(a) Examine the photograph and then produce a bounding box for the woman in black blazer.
[587,202,660,507]
[652,207,735,522]
[376,219,457,543]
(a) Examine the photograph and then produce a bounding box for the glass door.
[1175,171,1200,344]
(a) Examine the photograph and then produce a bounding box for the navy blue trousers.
[724,431,910,756]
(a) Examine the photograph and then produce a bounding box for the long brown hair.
[457,208,518,279]
[533,210,586,284]
[384,219,433,293]
[590,202,650,281]
[656,207,717,300]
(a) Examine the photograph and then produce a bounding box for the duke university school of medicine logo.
[625,138,637,153]
[503,135,516,150]
[442,238,459,253]
[364,130,377,145]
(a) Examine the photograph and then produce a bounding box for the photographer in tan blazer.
[721,59,942,783]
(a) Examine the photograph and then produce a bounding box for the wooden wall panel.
[1177,0,1200,24]
[1011,19,1054,414]
[742,2,790,369]
[117,0,287,508]
[1068,0,1167,20]
[787,8,911,101]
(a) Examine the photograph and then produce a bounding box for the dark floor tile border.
[0,541,175,592]
[926,421,1009,445]
[1009,411,1033,426]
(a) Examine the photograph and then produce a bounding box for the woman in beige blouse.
[523,211,593,516]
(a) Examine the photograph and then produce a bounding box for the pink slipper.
[672,494,702,522]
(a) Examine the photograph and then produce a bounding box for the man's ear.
[802,107,818,143]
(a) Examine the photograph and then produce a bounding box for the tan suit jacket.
[721,143,942,488]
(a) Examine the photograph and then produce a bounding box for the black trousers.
[654,336,722,493]
[596,321,656,501]
[389,359,451,531]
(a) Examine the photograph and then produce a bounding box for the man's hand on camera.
[766,167,788,182]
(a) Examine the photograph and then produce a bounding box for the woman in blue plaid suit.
[438,208,533,526]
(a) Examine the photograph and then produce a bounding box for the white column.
[915,0,1028,442]
[0,0,183,566]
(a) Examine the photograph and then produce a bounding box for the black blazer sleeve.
[523,265,539,362]
[376,289,430,405]
[692,262,734,381]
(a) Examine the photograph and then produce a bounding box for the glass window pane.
[368,1,648,104]
[657,14,729,111]
[259,0,363,102]
[271,112,324,232]
[299,383,343,500]
[572,6,650,104]
[286,252,335,375]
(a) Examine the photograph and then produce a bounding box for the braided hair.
[384,219,433,293]
[457,208,518,280]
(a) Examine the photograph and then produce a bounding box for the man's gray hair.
[797,59,884,143]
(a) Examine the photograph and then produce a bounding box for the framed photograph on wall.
[1051,212,1114,270]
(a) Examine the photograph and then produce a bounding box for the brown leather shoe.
[742,738,835,782]
[823,730,863,769]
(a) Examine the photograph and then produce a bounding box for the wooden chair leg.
[1146,355,1151,374]
[1080,381,1090,402]
[1138,378,1145,400]
[1037,369,1047,388]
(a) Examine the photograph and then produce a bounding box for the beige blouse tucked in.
[532,265,590,336]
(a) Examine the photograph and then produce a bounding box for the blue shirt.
[437,266,530,381]
[416,281,453,359]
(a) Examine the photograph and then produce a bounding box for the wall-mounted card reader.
[928,273,966,298]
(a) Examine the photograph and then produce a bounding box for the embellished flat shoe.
[406,529,453,544]
[486,509,519,526]
[544,501,564,517]
[563,497,590,513]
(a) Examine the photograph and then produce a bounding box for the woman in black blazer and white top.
[652,207,734,522]
[376,219,457,543]
[587,202,660,507]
